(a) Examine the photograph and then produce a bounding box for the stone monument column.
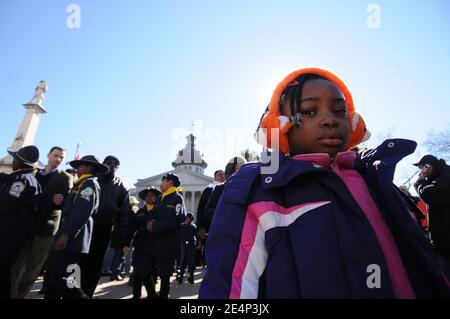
[0,81,48,173]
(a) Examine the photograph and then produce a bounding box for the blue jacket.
[55,176,100,254]
[0,169,41,241]
[143,191,186,258]
[199,139,450,299]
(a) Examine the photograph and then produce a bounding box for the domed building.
[133,134,213,216]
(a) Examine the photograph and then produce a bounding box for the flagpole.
[75,141,81,160]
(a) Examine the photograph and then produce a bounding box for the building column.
[194,191,201,216]
[184,191,190,213]
[191,191,196,214]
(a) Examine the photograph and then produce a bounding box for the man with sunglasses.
[80,155,130,297]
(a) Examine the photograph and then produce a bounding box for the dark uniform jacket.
[127,205,156,252]
[34,169,73,236]
[197,185,214,231]
[180,223,197,247]
[203,184,225,232]
[0,169,41,241]
[415,165,450,253]
[96,175,130,248]
[55,176,100,254]
[144,191,186,258]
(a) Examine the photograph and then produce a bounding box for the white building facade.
[133,134,213,217]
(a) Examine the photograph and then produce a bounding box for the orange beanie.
[255,67,370,154]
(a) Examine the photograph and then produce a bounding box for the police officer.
[0,145,41,299]
[81,155,130,297]
[44,155,108,299]
[127,186,161,299]
[139,173,186,299]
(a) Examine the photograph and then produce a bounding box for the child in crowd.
[199,67,450,299]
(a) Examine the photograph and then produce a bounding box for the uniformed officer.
[0,145,41,299]
[139,173,186,299]
[43,155,108,299]
[127,186,161,299]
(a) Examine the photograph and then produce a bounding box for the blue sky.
[1,0,449,189]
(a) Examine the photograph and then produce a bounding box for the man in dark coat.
[11,146,73,299]
[414,155,450,275]
[44,155,107,299]
[203,157,246,233]
[138,173,186,299]
[0,145,41,299]
[196,170,224,233]
[80,155,130,297]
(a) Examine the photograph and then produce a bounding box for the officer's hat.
[162,173,181,187]
[8,145,41,168]
[138,186,162,200]
[69,155,109,175]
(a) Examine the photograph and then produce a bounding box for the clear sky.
[1,0,449,189]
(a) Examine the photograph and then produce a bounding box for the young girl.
[199,67,450,299]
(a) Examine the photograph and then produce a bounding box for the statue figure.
[30,80,48,105]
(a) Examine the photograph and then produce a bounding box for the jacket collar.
[292,151,356,169]
[259,139,417,189]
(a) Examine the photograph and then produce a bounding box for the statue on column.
[30,80,48,105]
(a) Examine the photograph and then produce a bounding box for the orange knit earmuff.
[255,67,370,154]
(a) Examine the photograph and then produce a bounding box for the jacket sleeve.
[55,173,73,210]
[151,195,185,236]
[0,175,39,215]
[113,184,131,246]
[197,187,212,229]
[199,162,262,299]
[52,173,73,210]
[198,191,248,299]
[415,175,450,206]
[60,180,97,238]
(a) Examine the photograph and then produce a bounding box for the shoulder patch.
[9,181,26,198]
[80,187,94,201]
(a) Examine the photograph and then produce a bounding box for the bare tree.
[240,148,261,162]
[424,125,450,160]
[361,126,396,149]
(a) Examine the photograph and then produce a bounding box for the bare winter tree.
[361,126,395,149]
[424,125,450,160]
[240,148,261,162]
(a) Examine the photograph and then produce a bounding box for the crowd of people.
[0,146,211,299]
[1,67,450,299]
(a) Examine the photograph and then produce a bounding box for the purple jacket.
[199,139,450,299]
